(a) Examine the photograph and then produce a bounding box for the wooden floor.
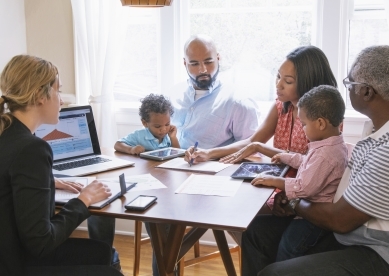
[70,230,241,276]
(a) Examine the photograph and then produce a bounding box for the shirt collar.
[187,79,221,96]
[144,128,158,141]
[308,134,344,151]
[364,120,389,141]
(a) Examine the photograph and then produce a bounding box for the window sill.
[115,101,370,122]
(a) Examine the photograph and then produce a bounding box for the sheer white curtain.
[385,1,389,28]
[71,0,127,147]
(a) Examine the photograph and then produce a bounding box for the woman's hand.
[78,180,112,207]
[219,142,262,164]
[184,147,210,164]
[55,178,84,194]
[130,145,145,155]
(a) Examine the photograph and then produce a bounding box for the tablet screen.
[231,163,289,179]
[148,148,183,157]
[140,147,186,160]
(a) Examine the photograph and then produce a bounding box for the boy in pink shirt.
[253,85,348,261]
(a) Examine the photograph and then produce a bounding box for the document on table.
[175,174,243,197]
[156,158,233,173]
[98,174,166,191]
[55,175,139,209]
[55,177,95,203]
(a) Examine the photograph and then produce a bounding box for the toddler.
[114,94,179,155]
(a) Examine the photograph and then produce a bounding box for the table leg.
[213,229,237,276]
[149,222,186,276]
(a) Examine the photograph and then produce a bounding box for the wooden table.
[88,149,274,276]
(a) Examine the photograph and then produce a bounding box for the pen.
[189,141,198,167]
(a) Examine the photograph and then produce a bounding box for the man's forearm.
[295,197,371,234]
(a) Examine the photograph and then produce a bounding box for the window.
[346,0,389,107]
[112,0,388,113]
[188,0,314,102]
[113,8,160,103]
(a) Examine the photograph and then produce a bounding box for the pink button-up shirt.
[280,135,348,202]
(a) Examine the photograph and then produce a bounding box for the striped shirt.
[334,120,389,264]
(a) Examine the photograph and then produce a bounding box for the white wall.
[24,0,75,104]
[0,0,27,72]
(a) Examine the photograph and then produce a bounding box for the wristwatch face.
[289,198,300,210]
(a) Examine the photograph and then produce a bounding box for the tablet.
[139,147,186,161]
[230,162,290,180]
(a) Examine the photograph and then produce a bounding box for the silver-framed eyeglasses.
[343,77,370,89]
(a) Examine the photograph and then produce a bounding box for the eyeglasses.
[343,78,370,89]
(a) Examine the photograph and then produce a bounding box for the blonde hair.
[0,55,58,135]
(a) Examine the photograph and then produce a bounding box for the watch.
[288,198,301,214]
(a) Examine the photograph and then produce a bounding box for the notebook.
[35,105,134,176]
[55,173,137,209]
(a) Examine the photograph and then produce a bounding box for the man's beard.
[188,65,219,90]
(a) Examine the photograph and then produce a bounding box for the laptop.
[35,105,135,176]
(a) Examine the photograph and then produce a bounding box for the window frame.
[117,0,386,118]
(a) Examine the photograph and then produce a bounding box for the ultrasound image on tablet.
[231,163,289,179]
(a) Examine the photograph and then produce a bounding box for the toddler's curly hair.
[139,94,174,122]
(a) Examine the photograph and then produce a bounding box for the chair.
[133,220,241,276]
[345,142,355,161]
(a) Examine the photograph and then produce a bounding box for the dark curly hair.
[139,94,174,122]
[297,85,345,127]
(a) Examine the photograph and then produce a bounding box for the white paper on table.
[175,174,243,197]
[98,173,166,192]
[55,177,95,203]
[156,158,232,173]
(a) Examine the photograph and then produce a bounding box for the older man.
[241,45,389,275]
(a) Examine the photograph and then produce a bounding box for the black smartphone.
[125,195,157,211]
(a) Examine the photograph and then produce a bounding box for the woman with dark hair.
[185,46,337,166]
[184,46,337,245]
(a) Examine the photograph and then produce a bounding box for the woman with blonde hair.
[0,55,122,275]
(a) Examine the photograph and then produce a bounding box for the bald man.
[170,34,259,150]
[146,35,259,276]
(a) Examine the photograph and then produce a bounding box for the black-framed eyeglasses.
[343,77,370,89]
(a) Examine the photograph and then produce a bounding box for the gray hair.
[351,45,389,101]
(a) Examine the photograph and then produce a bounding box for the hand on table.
[219,142,261,164]
[54,178,84,194]
[78,180,112,207]
[130,145,145,155]
[184,147,210,165]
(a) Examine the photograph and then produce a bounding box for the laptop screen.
[35,106,101,162]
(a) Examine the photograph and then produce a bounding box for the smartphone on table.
[125,195,157,211]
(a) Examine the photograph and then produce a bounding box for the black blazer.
[0,117,90,275]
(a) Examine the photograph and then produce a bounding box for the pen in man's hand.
[189,141,198,167]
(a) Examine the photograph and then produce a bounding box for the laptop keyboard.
[53,157,111,171]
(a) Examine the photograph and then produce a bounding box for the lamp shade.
[120,0,173,7]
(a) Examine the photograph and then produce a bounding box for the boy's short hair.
[297,85,345,127]
[139,94,174,122]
